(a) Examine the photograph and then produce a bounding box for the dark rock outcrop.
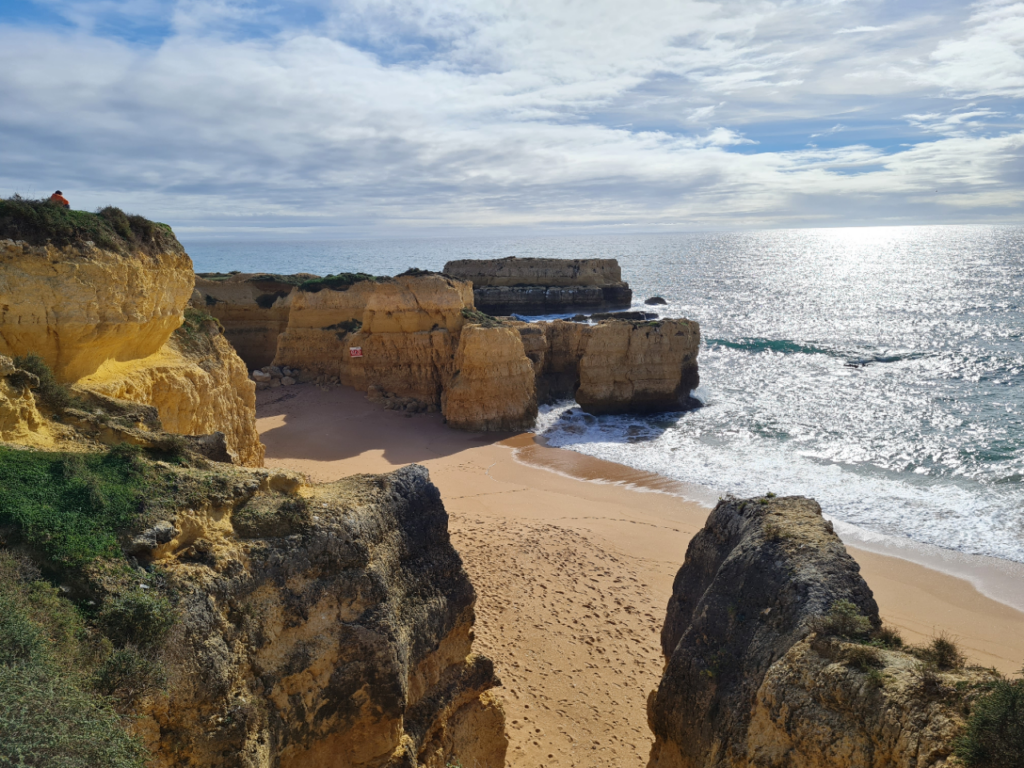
[647,495,996,768]
[443,257,632,315]
[645,296,668,305]
[137,464,507,768]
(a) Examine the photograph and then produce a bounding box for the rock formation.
[193,273,310,369]
[0,236,265,466]
[441,325,537,431]
[78,312,265,467]
[647,495,997,768]
[443,257,632,315]
[0,239,194,382]
[0,354,49,446]
[131,463,506,768]
[511,318,701,413]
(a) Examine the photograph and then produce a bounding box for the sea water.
[187,226,1024,565]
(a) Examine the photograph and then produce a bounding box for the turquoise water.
[187,226,1024,563]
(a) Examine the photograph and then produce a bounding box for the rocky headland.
[647,494,1005,768]
[191,266,701,429]
[443,257,632,315]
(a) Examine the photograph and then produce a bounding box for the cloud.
[0,0,1023,237]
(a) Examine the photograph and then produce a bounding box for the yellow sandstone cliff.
[0,355,50,447]
[0,238,264,466]
[0,240,194,382]
[441,324,537,431]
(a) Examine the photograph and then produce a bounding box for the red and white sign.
[349,347,363,358]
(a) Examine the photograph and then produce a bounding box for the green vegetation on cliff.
[0,195,180,256]
[0,553,149,768]
[298,271,378,292]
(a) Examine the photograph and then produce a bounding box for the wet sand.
[257,383,1024,768]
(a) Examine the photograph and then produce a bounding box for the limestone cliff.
[0,355,49,446]
[193,274,310,369]
[0,220,266,467]
[443,257,632,314]
[576,319,700,414]
[78,311,265,467]
[441,325,537,431]
[134,463,506,768]
[275,274,473,404]
[509,318,701,413]
[0,239,193,382]
[647,495,995,768]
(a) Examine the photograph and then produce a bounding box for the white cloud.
[1,0,1023,235]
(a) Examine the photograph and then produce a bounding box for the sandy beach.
[257,383,1024,768]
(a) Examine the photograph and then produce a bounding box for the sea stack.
[443,256,632,315]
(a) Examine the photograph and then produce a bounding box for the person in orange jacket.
[49,190,69,208]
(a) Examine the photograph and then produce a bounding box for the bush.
[98,591,175,649]
[872,624,904,649]
[956,677,1024,767]
[94,646,165,701]
[842,645,884,672]
[298,272,377,293]
[0,446,148,570]
[928,633,966,670]
[0,664,149,768]
[11,352,82,412]
[810,599,873,640]
[0,195,178,256]
[461,307,504,328]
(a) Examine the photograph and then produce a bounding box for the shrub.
[956,676,1024,767]
[928,633,966,670]
[98,590,175,649]
[842,644,884,672]
[0,195,178,256]
[94,646,165,701]
[11,352,83,412]
[461,307,504,328]
[810,599,873,640]
[298,272,377,293]
[872,624,904,649]
[0,446,148,570]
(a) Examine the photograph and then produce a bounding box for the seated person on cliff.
[49,190,70,208]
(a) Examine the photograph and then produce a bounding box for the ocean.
[187,226,1024,566]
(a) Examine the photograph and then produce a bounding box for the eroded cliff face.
[0,239,266,467]
[134,464,506,768]
[443,257,632,314]
[194,275,308,369]
[0,354,49,446]
[509,318,701,413]
[441,325,537,432]
[275,274,473,405]
[0,240,193,382]
[78,315,265,467]
[647,495,993,768]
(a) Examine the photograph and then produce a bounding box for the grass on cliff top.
[0,195,180,256]
[298,272,379,293]
[0,552,149,768]
[0,445,149,570]
[461,307,504,328]
[173,307,223,356]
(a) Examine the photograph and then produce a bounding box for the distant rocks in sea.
[645,296,668,305]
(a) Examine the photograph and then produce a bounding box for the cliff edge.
[648,495,999,768]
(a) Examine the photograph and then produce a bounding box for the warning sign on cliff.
[349,347,363,358]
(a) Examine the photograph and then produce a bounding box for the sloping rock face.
[193,274,309,369]
[136,464,506,768]
[443,257,632,314]
[509,318,701,413]
[647,496,986,768]
[0,355,49,446]
[78,314,265,467]
[441,325,537,431]
[0,240,193,382]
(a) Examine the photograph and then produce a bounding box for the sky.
[1,0,1023,238]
